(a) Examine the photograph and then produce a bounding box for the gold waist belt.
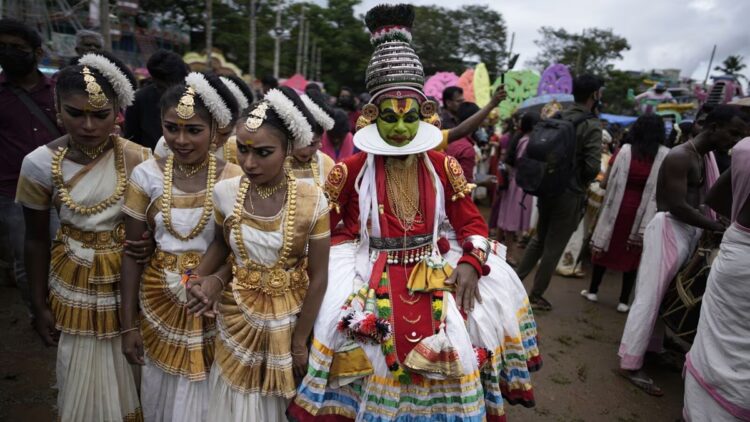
[152,249,202,273]
[59,223,125,249]
[232,261,308,296]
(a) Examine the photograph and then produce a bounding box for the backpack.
[515,113,594,197]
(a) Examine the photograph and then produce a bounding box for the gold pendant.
[399,293,420,305]
[402,315,422,324]
[405,331,423,343]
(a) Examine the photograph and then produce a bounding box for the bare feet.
[617,369,664,397]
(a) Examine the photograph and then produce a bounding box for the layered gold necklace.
[233,173,297,268]
[51,136,126,216]
[384,155,422,232]
[254,177,287,199]
[69,138,110,160]
[161,154,217,241]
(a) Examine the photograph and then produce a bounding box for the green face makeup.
[376,98,420,147]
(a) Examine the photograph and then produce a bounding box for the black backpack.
[515,113,594,197]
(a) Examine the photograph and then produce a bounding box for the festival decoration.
[496,70,540,118]
[456,68,475,103]
[537,64,572,95]
[424,72,459,105]
[473,63,491,107]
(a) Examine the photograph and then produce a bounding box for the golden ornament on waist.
[60,223,125,249]
[232,264,307,296]
[153,250,202,272]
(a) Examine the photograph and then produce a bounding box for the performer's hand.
[446,263,483,312]
[291,342,309,382]
[121,330,145,365]
[490,86,507,106]
[32,306,60,347]
[186,276,223,316]
[124,230,154,264]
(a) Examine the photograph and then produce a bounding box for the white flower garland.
[78,53,135,107]
[219,76,250,111]
[264,88,313,148]
[301,94,334,131]
[185,72,232,128]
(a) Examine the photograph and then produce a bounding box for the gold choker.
[254,178,287,199]
[174,158,208,177]
[69,139,110,160]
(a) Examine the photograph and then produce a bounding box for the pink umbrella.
[281,73,308,93]
[424,72,459,106]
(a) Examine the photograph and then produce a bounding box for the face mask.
[0,49,36,77]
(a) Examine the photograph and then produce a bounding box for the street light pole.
[272,0,283,79]
[249,0,256,77]
[206,0,213,68]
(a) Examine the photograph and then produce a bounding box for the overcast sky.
[349,0,750,80]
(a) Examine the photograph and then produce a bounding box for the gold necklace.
[161,154,217,241]
[232,173,297,268]
[51,137,126,216]
[254,177,287,199]
[69,138,111,160]
[309,157,322,188]
[385,156,422,232]
[174,158,208,177]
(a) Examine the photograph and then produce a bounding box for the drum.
[660,234,720,344]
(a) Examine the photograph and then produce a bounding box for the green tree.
[602,70,643,115]
[714,55,747,80]
[455,5,507,77]
[531,27,630,76]
[411,6,463,76]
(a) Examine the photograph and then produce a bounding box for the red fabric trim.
[527,354,543,372]
[500,384,536,408]
[286,402,354,422]
[458,255,482,276]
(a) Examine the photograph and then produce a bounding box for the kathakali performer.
[289,4,541,422]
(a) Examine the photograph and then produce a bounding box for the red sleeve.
[325,153,367,243]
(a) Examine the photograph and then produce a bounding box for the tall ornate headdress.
[353,3,441,155]
[77,53,136,108]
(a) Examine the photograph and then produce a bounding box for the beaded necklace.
[51,136,126,216]
[161,154,217,241]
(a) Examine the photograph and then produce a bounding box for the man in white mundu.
[683,137,750,421]
[617,105,749,396]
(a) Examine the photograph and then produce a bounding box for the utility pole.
[309,42,316,80]
[703,44,717,87]
[295,5,305,75]
[316,46,321,82]
[301,20,310,78]
[272,0,283,79]
[206,0,213,68]
[248,0,256,77]
[100,0,111,51]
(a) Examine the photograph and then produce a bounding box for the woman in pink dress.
[497,112,540,265]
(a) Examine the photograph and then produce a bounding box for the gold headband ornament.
[81,66,109,109]
[176,87,196,120]
[244,101,269,132]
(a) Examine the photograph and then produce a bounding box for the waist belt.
[152,249,202,273]
[59,223,125,250]
[232,259,308,296]
[369,234,433,265]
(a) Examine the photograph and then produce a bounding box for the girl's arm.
[185,224,231,314]
[23,207,57,346]
[120,215,148,364]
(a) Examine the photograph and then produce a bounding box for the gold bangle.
[207,273,226,287]
[120,326,139,335]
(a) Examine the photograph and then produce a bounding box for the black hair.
[239,102,289,150]
[308,90,336,121]
[328,108,351,137]
[630,114,665,160]
[305,83,321,95]
[572,74,604,104]
[261,74,278,88]
[160,84,212,124]
[457,102,480,123]
[666,121,693,147]
[704,104,747,127]
[160,73,239,127]
[442,86,463,105]
[520,111,541,133]
[147,50,189,85]
[222,73,255,111]
[275,86,323,137]
[339,86,354,96]
[56,51,137,110]
[0,18,42,49]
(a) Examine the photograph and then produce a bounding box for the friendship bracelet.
[207,273,227,287]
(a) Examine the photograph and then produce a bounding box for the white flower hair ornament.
[300,94,335,131]
[220,76,250,111]
[78,53,135,107]
[264,88,314,149]
[185,72,232,128]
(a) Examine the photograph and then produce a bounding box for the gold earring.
[56,113,63,126]
[210,142,217,153]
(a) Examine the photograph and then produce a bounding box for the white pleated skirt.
[207,363,290,422]
[55,333,141,421]
[141,359,209,422]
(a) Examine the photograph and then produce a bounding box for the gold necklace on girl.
[161,153,217,241]
[51,136,126,216]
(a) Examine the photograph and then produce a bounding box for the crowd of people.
[0,2,748,421]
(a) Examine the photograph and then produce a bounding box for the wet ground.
[0,257,684,421]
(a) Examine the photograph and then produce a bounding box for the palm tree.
[714,55,747,81]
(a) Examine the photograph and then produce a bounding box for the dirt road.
[0,268,684,421]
